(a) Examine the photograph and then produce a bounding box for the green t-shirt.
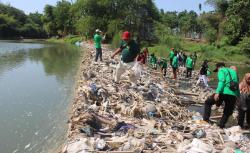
[120,40,140,63]
[186,57,193,68]
[150,56,157,64]
[94,34,102,48]
[172,56,178,68]
[169,51,174,59]
[215,68,240,96]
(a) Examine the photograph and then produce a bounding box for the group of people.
[93,29,250,129]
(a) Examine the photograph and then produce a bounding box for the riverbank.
[148,40,250,65]
[60,42,250,153]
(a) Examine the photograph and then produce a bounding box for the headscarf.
[239,73,250,94]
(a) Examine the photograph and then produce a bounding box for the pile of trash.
[61,42,250,153]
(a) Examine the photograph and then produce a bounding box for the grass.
[147,39,249,65]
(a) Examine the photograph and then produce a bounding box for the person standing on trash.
[169,48,175,66]
[94,29,106,62]
[192,52,197,69]
[185,54,193,78]
[111,31,140,87]
[196,60,209,88]
[172,51,178,79]
[161,58,168,77]
[203,62,240,128]
[149,53,157,69]
[238,73,250,128]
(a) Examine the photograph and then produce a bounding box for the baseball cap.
[122,31,130,40]
[213,62,225,72]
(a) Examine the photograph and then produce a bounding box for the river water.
[0,41,81,153]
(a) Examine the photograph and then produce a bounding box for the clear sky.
[0,0,214,14]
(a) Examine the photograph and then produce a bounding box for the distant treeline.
[0,0,250,52]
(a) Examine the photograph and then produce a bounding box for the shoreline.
[60,42,250,153]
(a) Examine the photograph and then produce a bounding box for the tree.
[53,0,73,36]
[41,5,57,36]
[224,0,250,44]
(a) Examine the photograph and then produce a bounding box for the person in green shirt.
[172,51,178,79]
[168,48,175,66]
[149,53,157,69]
[93,29,105,62]
[161,58,168,77]
[203,62,240,128]
[111,31,140,87]
[185,55,193,78]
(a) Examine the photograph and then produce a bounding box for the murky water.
[0,41,81,153]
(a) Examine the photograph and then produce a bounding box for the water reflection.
[28,44,81,80]
[0,42,81,153]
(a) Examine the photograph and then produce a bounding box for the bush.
[218,36,230,47]
[111,31,122,49]
[238,37,250,55]
[204,28,217,44]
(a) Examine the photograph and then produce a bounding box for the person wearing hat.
[203,62,240,128]
[93,29,105,62]
[111,31,140,87]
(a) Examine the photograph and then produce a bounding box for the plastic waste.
[192,129,206,138]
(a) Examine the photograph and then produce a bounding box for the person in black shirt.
[196,60,209,87]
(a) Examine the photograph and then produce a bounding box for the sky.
[0,0,214,14]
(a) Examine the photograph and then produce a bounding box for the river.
[0,41,81,153]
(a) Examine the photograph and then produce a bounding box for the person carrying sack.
[203,62,240,128]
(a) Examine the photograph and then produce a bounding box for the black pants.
[95,48,102,62]
[203,94,236,128]
[162,67,167,76]
[238,108,250,128]
[170,59,173,66]
[186,68,192,78]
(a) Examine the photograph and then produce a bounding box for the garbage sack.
[66,138,91,153]
[192,129,206,139]
[95,138,106,150]
[177,138,214,153]
[224,126,248,142]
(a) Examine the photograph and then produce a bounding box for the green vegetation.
[47,35,82,44]
[1,0,250,63]
[0,3,46,38]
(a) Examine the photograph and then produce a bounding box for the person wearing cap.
[93,29,105,62]
[203,62,240,128]
[111,31,140,86]
[196,60,209,87]
[185,54,193,78]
